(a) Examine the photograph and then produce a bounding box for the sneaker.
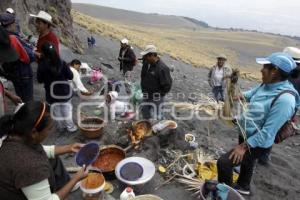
[67,125,78,133]
[233,166,241,174]
[234,184,251,196]
[71,182,80,192]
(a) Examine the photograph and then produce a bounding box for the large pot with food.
[92,145,126,180]
[79,117,105,139]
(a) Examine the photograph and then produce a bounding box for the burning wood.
[127,120,153,146]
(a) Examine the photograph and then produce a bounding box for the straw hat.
[121,38,129,45]
[217,54,227,60]
[140,45,158,56]
[6,8,14,14]
[283,47,300,64]
[30,11,55,27]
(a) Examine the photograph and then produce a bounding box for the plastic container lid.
[126,187,133,193]
[75,142,100,166]
[120,162,144,181]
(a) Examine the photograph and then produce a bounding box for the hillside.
[0,0,82,52]
[72,3,208,29]
[72,4,300,80]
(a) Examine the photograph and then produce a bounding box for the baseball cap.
[283,47,300,64]
[256,52,297,73]
[0,26,18,63]
[0,13,16,26]
[140,45,157,56]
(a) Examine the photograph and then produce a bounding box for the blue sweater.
[239,80,300,148]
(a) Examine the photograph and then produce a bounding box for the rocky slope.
[0,0,82,52]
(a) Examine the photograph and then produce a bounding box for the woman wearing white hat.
[30,11,59,58]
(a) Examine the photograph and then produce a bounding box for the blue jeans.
[212,86,224,102]
[12,78,33,103]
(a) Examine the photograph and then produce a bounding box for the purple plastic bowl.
[75,142,100,167]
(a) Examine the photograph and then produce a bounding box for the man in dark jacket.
[140,45,172,119]
[118,38,136,75]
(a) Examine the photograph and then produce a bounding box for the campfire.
[127,120,153,146]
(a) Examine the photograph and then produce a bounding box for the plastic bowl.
[80,172,106,194]
[75,142,100,167]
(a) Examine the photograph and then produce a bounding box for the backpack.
[270,90,298,144]
[0,61,20,81]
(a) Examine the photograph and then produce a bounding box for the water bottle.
[120,187,135,200]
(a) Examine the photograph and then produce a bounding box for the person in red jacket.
[0,13,34,102]
[29,11,59,58]
[0,26,24,116]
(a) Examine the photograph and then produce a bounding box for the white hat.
[121,38,129,44]
[6,8,14,14]
[283,47,300,64]
[217,54,227,60]
[30,11,55,27]
[140,44,157,56]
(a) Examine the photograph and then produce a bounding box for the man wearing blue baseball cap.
[217,52,300,195]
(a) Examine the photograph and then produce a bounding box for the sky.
[71,0,300,36]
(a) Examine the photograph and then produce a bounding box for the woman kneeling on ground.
[217,52,300,195]
[0,101,88,200]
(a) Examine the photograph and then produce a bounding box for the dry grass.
[72,10,299,81]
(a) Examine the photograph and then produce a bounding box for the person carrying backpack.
[0,26,23,116]
[0,13,34,103]
[217,52,300,196]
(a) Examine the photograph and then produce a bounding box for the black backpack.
[0,61,20,81]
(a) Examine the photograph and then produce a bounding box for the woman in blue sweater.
[217,52,300,195]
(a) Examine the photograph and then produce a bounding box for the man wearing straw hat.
[208,54,232,102]
[29,11,59,57]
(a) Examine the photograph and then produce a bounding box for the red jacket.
[9,35,29,64]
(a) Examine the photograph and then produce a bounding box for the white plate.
[115,157,156,186]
